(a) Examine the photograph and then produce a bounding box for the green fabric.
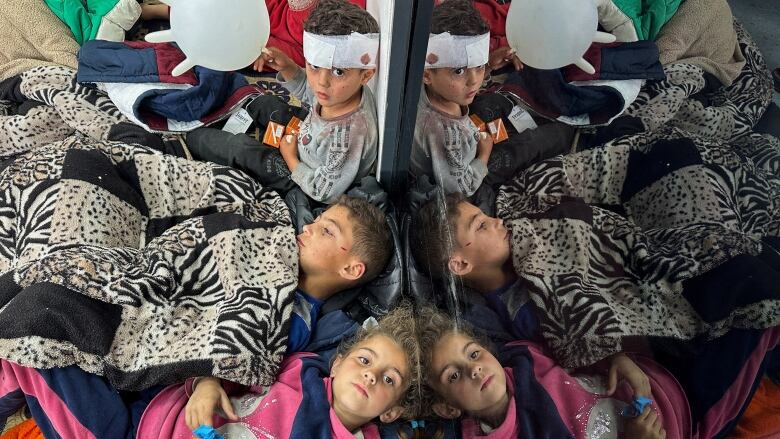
[611,0,684,40]
[43,0,119,45]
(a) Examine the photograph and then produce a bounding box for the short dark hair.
[430,0,489,36]
[410,192,466,281]
[303,0,380,35]
[335,195,392,284]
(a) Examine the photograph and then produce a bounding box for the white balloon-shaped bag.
[505,0,616,74]
[145,0,270,76]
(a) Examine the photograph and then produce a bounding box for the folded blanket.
[0,0,79,81]
[0,137,297,390]
[496,126,780,368]
[78,41,262,133]
[655,0,745,87]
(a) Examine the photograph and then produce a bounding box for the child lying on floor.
[411,192,538,342]
[418,305,780,439]
[187,0,379,204]
[0,305,421,438]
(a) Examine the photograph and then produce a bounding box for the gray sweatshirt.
[410,87,487,196]
[278,70,378,204]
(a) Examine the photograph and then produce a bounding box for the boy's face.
[331,334,409,422]
[429,332,507,413]
[423,65,486,106]
[305,63,375,112]
[450,201,511,274]
[297,205,361,281]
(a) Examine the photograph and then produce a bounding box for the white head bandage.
[425,32,490,69]
[303,31,380,69]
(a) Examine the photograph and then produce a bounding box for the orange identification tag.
[486,118,508,143]
[262,116,303,148]
[470,115,508,143]
[263,121,286,148]
[469,114,486,132]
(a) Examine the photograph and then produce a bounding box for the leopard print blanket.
[625,21,773,141]
[497,126,780,368]
[0,137,298,390]
[0,66,126,159]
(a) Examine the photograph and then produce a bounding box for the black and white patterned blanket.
[497,127,780,368]
[0,137,298,390]
[625,21,773,141]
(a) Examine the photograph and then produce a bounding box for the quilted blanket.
[496,126,780,368]
[0,137,298,390]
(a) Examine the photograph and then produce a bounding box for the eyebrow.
[467,213,480,231]
[323,217,343,235]
[436,341,476,381]
[359,347,405,382]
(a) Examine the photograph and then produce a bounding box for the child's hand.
[184,377,238,430]
[624,406,667,439]
[253,47,299,78]
[477,131,494,164]
[607,353,651,398]
[488,46,524,72]
[280,134,300,172]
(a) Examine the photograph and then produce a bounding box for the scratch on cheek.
[340,246,348,252]
[464,242,472,247]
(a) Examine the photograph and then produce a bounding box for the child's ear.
[330,354,344,377]
[339,260,366,282]
[447,254,472,276]
[432,401,461,420]
[422,69,433,85]
[378,405,405,424]
[360,68,376,85]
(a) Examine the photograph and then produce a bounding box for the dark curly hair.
[430,0,489,36]
[304,0,380,35]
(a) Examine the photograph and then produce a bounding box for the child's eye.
[447,371,460,383]
[478,222,486,231]
[383,375,394,385]
[309,64,321,70]
[358,356,369,365]
[470,350,480,360]
[324,227,334,237]
[332,68,346,77]
[453,67,466,75]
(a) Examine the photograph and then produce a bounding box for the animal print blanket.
[625,21,773,141]
[0,66,127,158]
[497,126,780,368]
[0,137,298,390]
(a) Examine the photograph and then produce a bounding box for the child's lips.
[481,375,494,391]
[353,383,368,398]
[296,236,305,247]
[316,91,330,101]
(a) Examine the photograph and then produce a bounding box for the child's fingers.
[220,393,238,420]
[637,405,652,421]
[606,365,618,395]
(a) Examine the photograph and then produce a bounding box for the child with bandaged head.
[187,0,379,204]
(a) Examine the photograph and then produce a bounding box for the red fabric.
[731,379,780,439]
[123,41,198,84]
[472,0,509,52]
[265,0,367,69]
[0,419,44,439]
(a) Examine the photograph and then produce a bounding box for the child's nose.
[317,70,330,88]
[363,370,376,385]
[466,68,481,85]
[471,364,483,379]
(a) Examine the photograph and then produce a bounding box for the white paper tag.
[507,106,537,133]
[222,109,253,134]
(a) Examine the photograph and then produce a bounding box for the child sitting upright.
[188,0,379,204]
[411,0,493,197]
[255,0,379,203]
